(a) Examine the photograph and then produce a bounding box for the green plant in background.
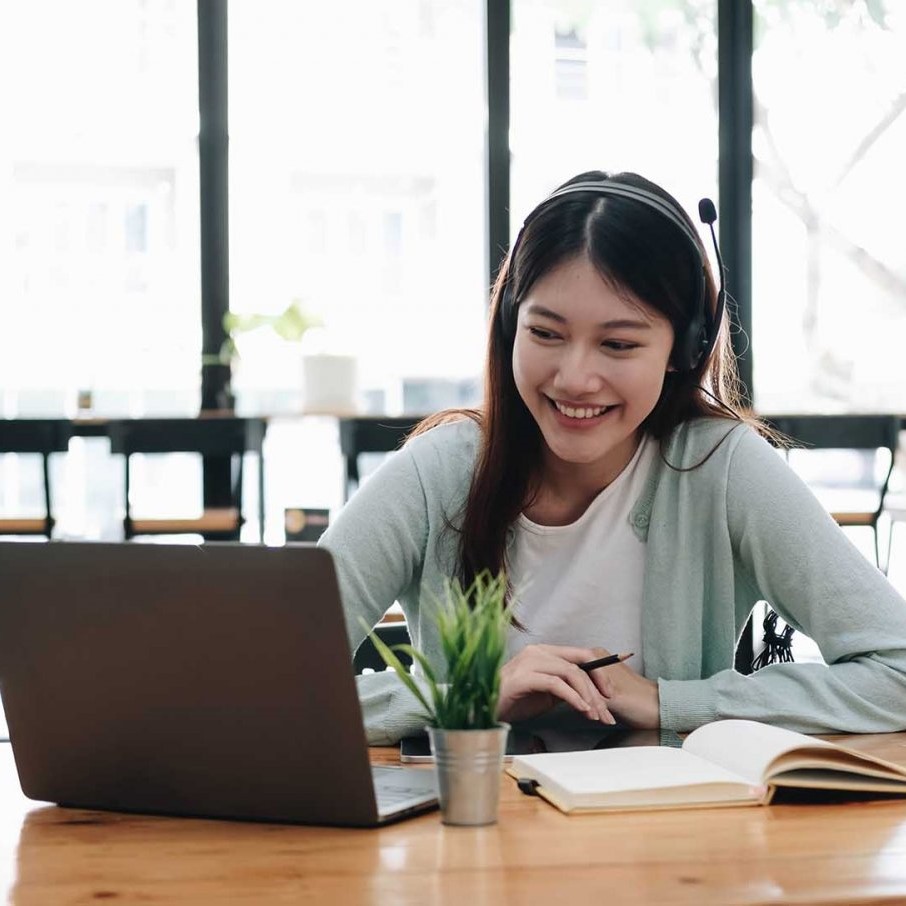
[361,571,511,730]
[203,299,323,365]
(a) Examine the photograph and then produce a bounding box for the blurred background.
[0,0,904,557]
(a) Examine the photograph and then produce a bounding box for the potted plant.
[362,571,512,826]
[210,301,360,414]
[201,301,321,409]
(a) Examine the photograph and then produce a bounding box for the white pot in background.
[301,353,358,414]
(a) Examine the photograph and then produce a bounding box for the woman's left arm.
[660,428,906,734]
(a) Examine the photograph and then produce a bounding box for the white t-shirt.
[507,436,656,674]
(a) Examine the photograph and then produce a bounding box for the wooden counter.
[3,735,906,904]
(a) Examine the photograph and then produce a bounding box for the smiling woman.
[319,170,906,748]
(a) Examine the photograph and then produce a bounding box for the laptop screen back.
[0,541,383,826]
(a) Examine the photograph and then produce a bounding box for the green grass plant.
[360,571,511,729]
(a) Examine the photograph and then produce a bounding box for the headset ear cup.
[687,326,708,370]
[672,311,697,372]
[674,265,712,371]
[678,318,710,371]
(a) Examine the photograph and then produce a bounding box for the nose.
[552,345,605,398]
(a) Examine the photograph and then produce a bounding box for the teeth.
[554,401,608,419]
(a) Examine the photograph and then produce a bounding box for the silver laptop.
[0,541,437,827]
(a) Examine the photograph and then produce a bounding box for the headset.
[499,180,726,372]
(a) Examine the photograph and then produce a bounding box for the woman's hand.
[584,648,660,729]
[497,644,617,724]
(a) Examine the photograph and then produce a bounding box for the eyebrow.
[523,303,652,330]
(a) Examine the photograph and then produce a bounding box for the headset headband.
[536,181,703,250]
[501,179,726,371]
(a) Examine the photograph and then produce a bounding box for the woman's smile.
[547,396,620,428]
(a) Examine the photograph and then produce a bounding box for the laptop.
[0,540,438,827]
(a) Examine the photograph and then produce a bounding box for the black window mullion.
[198,0,232,513]
[485,0,511,294]
[198,0,230,413]
[718,1,755,672]
[718,0,754,409]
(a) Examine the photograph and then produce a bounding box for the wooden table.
[4,735,906,905]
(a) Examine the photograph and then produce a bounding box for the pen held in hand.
[578,652,634,672]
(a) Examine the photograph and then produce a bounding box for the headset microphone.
[696,197,725,368]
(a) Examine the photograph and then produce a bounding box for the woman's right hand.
[497,644,616,725]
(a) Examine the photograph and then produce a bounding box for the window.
[228,1,487,418]
[751,1,906,413]
[0,1,201,419]
[511,2,718,236]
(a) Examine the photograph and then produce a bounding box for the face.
[512,255,675,487]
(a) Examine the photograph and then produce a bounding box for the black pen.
[579,652,634,672]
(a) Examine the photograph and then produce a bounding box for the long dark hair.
[418,170,749,591]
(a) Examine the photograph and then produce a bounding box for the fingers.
[588,669,616,698]
[534,668,617,725]
[537,645,619,700]
[501,646,616,724]
[555,645,621,698]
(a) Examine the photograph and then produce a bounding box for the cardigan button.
[633,512,649,528]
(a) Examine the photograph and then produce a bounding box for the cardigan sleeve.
[659,428,906,734]
[319,444,428,646]
[318,444,436,744]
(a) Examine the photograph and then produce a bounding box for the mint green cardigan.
[320,417,906,745]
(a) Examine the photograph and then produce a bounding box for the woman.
[320,170,906,745]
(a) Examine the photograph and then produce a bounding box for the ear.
[666,364,678,373]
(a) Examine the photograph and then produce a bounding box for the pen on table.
[578,652,634,672]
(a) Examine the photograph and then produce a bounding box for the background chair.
[338,416,424,500]
[0,419,72,538]
[883,488,906,576]
[107,417,266,541]
[764,414,900,571]
[353,620,413,674]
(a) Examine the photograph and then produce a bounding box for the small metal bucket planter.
[427,723,510,826]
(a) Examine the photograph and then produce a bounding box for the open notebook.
[507,718,906,813]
